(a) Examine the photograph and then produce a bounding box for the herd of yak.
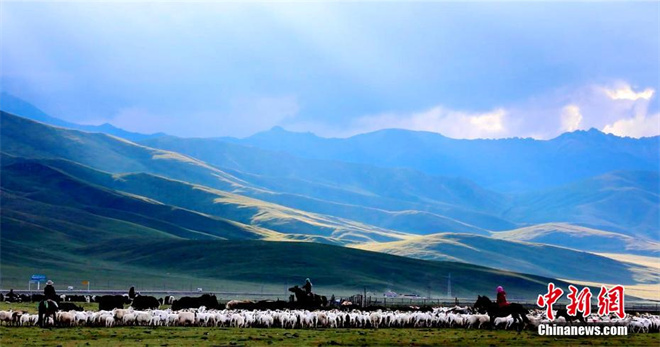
[1,292,225,311]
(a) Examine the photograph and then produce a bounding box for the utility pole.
[447,273,451,299]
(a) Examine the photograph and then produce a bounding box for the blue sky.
[1,2,658,138]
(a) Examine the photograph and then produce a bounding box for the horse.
[556,308,586,324]
[37,300,58,328]
[288,285,327,307]
[473,295,529,332]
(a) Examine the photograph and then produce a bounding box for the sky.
[1,1,659,139]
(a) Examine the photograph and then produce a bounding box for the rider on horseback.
[303,278,313,297]
[6,289,17,302]
[496,286,509,307]
[44,280,58,309]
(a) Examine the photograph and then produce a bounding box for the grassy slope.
[140,136,514,233]
[492,223,660,256]
[1,111,512,236]
[142,135,660,239]
[2,155,655,290]
[0,160,277,241]
[1,111,498,237]
[7,236,571,299]
[354,233,659,286]
[2,154,405,244]
[5,112,657,241]
[0,159,571,299]
[505,171,660,240]
[1,215,572,299]
[22,155,409,243]
[0,111,253,194]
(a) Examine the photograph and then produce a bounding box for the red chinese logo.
[537,282,564,320]
[597,285,625,319]
[566,285,592,317]
[537,283,626,320]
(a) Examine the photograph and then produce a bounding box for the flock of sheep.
[1,306,658,333]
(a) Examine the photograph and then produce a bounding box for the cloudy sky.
[1,2,658,139]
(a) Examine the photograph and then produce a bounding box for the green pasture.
[1,326,657,346]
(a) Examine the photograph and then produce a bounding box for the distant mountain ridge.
[0,93,166,141]
[222,126,659,192]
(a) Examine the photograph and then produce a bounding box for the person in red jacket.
[496,286,509,307]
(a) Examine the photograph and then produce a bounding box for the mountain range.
[0,93,165,141]
[1,95,658,299]
[221,125,659,193]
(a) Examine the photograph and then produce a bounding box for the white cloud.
[560,105,583,132]
[603,113,660,138]
[603,85,655,101]
[287,81,659,140]
[488,81,658,139]
[344,107,508,139]
[593,83,659,138]
[469,110,506,133]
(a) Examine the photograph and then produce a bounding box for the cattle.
[30,294,44,302]
[131,296,160,310]
[61,295,88,303]
[98,295,131,311]
[3,292,19,302]
[158,296,175,305]
[58,303,83,311]
[171,294,220,311]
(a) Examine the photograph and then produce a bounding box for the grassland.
[1,303,657,346]
[1,325,657,346]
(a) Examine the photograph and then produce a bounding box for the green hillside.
[140,136,514,232]
[2,153,654,289]
[354,233,659,285]
[141,135,660,239]
[1,234,573,300]
[1,159,276,242]
[506,171,660,239]
[4,111,656,241]
[0,155,568,298]
[1,111,505,235]
[3,154,407,244]
[0,111,253,193]
[492,223,660,256]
